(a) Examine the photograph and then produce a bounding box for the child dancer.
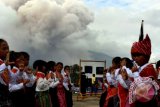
[63,65,73,107]
[34,60,52,107]
[0,39,13,107]
[104,56,121,107]
[46,61,59,107]
[130,21,159,107]
[117,57,133,107]
[49,62,67,107]
[9,52,35,107]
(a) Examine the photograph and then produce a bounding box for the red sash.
[36,71,45,79]
[11,68,18,73]
[103,86,118,107]
[118,83,128,107]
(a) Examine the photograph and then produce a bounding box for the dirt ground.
[73,94,100,107]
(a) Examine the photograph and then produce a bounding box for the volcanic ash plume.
[0,0,94,64]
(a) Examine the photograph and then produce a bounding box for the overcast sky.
[0,0,160,66]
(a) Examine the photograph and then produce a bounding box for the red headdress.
[131,20,151,56]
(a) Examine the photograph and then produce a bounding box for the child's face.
[15,59,25,71]
[42,66,46,73]
[0,41,9,60]
[121,70,128,80]
[24,58,29,66]
[18,56,29,66]
[65,67,70,73]
[121,59,126,67]
[112,62,116,69]
[133,55,146,66]
[56,64,63,72]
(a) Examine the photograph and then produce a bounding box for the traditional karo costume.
[35,71,52,107]
[104,68,120,107]
[47,70,60,107]
[9,66,36,107]
[0,59,12,107]
[117,68,132,107]
[49,70,67,107]
[129,21,159,107]
[62,70,73,107]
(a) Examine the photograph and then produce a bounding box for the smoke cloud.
[0,0,95,65]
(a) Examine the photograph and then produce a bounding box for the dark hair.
[81,72,85,75]
[20,51,30,60]
[10,51,24,61]
[121,57,133,69]
[64,65,70,70]
[9,51,16,62]
[156,60,160,70]
[56,62,63,67]
[112,57,121,65]
[9,51,27,68]
[9,51,17,68]
[0,39,7,45]
[92,74,95,77]
[47,61,56,71]
[33,60,47,72]
[112,57,121,69]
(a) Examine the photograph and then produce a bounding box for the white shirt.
[49,72,60,88]
[133,63,150,78]
[62,71,72,91]
[9,66,36,92]
[106,68,120,87]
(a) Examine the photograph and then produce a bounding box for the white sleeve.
[106,73,112,84]
[158,72,160,80]
[104,83,108,88]
[114,69,120,78]
[50,79,60,88]
[123,65,139,79]
[36,78,50,91]
[117,75,128,89]
[125,68,134,78]
[133,72,139,78]
[25,73,36,87]
[63,82,69,91]
[0,63,7,74]
[9,83,24,92]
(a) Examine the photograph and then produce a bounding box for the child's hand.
[23,79,30,85]
[65,74,68,77]
[51,73,55,79]
[24,67,32,74]
[122,73,127,80]
[17,79,23,83]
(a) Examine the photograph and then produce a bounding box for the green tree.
[70,64,80,86]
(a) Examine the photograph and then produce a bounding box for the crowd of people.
[99,34,160,107]
[1,21,160,107]
[0,39,73,107]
